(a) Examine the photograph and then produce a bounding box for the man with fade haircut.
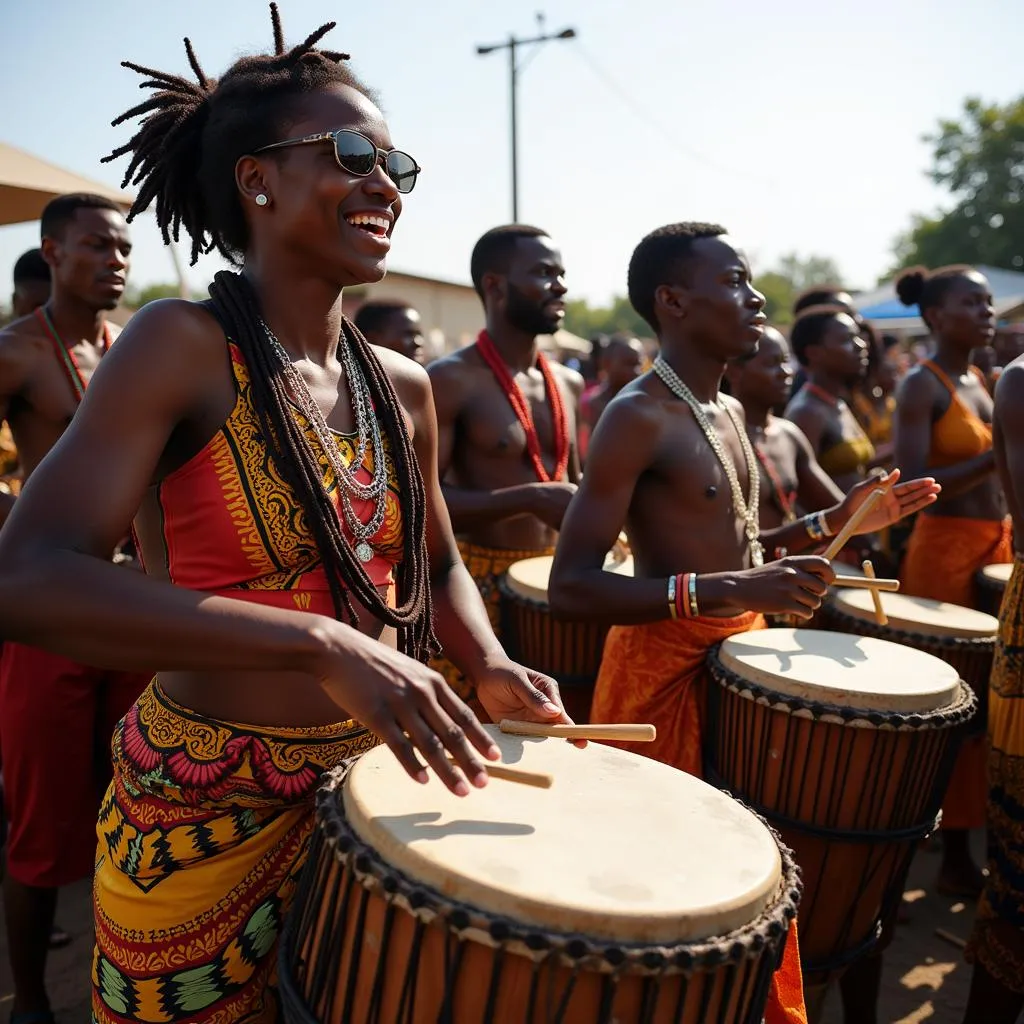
[550,222,941,1024]
[354,298,427,364]
[0,193,149,1023]
[428,224,583,705]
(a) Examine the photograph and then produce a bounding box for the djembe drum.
[820,588,996,734]
[705,628,975,993]
[498,554,633,723]
[977,563,1012,618]
[280,728,802,1024]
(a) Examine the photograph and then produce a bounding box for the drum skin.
[280,732,802,1024]
[705,629,976,989]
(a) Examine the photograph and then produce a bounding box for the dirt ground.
[0,833,987,1023]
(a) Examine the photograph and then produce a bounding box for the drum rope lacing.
[278,757,804,1024]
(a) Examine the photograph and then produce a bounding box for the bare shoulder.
[719,391,746,423]
[995,356,1024,409]
[784,390,826,426]
[0,314,47,392]
[895,363,939,408]
[0,312,46,357]
[549,359,584,396]
[595,381,666,441]
[96,298,230,394]
[773,415,816,455]
[425,344,484,409]
[374,344,430,405]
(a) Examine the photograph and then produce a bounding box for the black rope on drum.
[365,898,396,1023]
[551,959,581,1023]
[439,927,467,1023]
[305,844,345,1016]
[321,859,358,1023]
[397,917,426,1024]
[482,943,506,1022]
[340,884,371,1022]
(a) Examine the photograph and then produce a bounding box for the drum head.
[718,628,960,713]
[504,553,634,603]
[342,728,781,944]
[981,563,1013,586]
[830,589,997,639]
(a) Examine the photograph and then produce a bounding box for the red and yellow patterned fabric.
[142,342,403,613]
[92,682,378,1024]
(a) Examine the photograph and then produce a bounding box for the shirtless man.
[0,193,148,1023]
[353,299,426,364]
[428,224,582,698]
[549,223,939,1023]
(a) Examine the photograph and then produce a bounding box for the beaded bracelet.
[804,510,831,543]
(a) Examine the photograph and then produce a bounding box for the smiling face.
[240,83,406,287]
[41,207,131,311]
[500,235,568,336]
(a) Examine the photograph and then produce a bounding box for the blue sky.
[2,0,1022,305]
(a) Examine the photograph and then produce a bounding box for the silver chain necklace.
[653,356,764,566]
[261,321,389,564]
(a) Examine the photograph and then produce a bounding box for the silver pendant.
[355,541,374,563]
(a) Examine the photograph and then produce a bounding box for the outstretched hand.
[839,469,940,535]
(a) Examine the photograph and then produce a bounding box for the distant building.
[343,268,589,361]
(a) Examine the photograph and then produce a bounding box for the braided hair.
[105,5,437,661]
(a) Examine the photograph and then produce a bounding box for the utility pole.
[476,15,576,221]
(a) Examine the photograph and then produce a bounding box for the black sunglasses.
[254,129,421,194]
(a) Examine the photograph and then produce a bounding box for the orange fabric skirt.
[591,613,807,1024]
[902,514,1012,830]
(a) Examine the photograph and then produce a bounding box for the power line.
[570,42,781,189]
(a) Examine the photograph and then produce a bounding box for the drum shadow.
[727,630,872,673]
[373,811,535,842]
[486,734,547,766]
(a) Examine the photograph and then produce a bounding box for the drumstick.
[822,487,886,561]
[831,574,900,593]
[862,560,888,626]
[934,927,967,951]
[499,720,657,742]
[445,756,553,789]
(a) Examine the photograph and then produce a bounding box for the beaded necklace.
[475,330,570,483]
[653,356,763,566]
[34,306,111,403]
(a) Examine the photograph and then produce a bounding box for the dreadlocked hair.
[103,3,374,265]
[208,271,437,662]
[105,7,436,661]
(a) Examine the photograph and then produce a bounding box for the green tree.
[755,271,796,325]
[890,96,1024,273]
[775,253,844,293]
[563,296,650,339]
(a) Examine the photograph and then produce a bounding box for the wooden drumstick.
[832,574,900,593]
[861,560,888,626]
[822,487,886,561]
[499,720,657,742]
[446,756,554,789]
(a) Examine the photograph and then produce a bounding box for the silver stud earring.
[255,193,269,207]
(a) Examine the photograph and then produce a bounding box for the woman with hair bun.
[0,8,570,1021]
[894,263,1005,898]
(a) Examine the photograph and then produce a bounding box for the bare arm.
[0,331,30,528]
[427,357,543,526]
[893,370,994,498]
[549,395,834,623]
[994,364,1024,533]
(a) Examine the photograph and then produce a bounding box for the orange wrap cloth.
[591,612,807,1024]
[902,513,1012,830]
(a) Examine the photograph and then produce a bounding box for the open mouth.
[344,213,390,238]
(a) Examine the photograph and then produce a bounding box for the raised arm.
[894,369,994,498]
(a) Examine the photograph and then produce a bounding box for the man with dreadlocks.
[0,8,570,1023]
[0,193,149,1024]
[428,225,583,705]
